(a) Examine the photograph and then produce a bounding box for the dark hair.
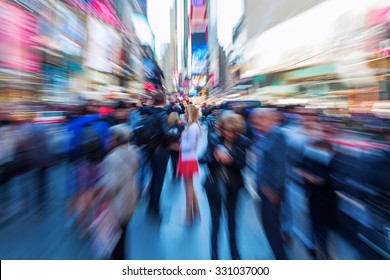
[130,103,137,108]
[153,92,166,106]
[139,106,150,116]
[82,125,104,163]
[115,100,127,109]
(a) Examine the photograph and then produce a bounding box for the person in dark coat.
[295,124,338,259]
[145,93,172,220]
[204,113,250,260]
[251,108,288,260]
[167,112,185,180]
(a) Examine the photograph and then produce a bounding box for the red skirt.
[177,154,199,179]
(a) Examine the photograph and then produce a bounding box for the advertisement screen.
[192,45,208,75]
[64,0,120,28]
[85,17,121,73]
[0,0,41,73]
[55,3,86,57]
[90,0,119,28]
[191,33,208,74]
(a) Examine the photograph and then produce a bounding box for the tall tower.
[190,0,208,93]
[207,0,218,87]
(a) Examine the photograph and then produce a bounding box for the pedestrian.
[206,106,218,137]
[98,125,140,260]
[31,123,49,210]
[134,92,172,221]
[167,112,185,180]
[205,113,250,260]
[177,105,201,224]
[0,114,16,219]
[75,124,105,238]
[294,123,338,259]
[251,108,288,260]
[166,95,183,116]
[65,106,102,230]
[128,103,141,131]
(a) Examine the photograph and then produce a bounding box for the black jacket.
[168,123,185,143]
[206,134,251,191]
[165,103,183,116]
[146,106,172,148]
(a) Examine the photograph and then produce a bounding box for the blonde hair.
[168,112,180,126]
[219,113,246,135]
[186,104,200,129]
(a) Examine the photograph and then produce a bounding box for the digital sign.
[85,18,122,73]
[0,0,41,73]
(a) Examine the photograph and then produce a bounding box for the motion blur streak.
[0,0,389,260]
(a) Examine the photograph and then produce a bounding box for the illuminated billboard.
[192,33,208,75]
[85,17,122,73]
[0,0,41,73]
[192,46,208,74]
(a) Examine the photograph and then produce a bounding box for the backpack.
[134,113,162,152]
[167,124,184,143]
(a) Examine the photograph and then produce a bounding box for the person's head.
[168,95,176,104]
[152,92,166,107]
[219,113,246,143]
[129,102,137,112]
[168,112,180,126]
[251,108,279,134]
[185,104,199,126]
[210,106,218,116]
[114,100,128,122]
[86,100,98,114]
[109,124,131,149]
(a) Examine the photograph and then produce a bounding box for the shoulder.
[189,123,200,133]
[271,127,287,142]
[178,123,185,131]
[103,150,118,166]
[238,135,251,149]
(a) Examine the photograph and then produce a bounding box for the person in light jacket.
[99,125,140,260]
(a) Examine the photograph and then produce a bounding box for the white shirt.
[180,123,201,162]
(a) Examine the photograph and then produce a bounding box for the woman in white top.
[177,105,201,224]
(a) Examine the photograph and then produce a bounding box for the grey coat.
[255,126,287,198]
[100,144,140,226]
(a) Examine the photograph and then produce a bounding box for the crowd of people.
[1,93,389,260]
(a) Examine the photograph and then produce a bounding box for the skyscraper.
[190,0,208,93]
[138,0,148,17]
[207,0,219,87]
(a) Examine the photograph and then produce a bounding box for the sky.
[216,0,244,49]
[147,0,244,60]
[147,0,174,60]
